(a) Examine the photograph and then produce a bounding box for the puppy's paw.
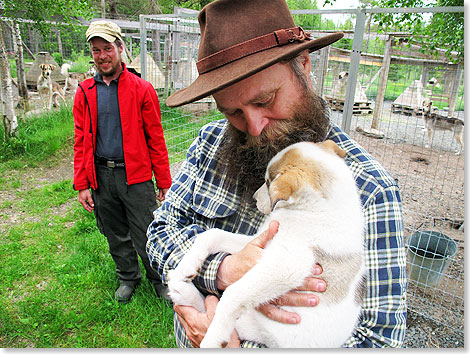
[173,250,207,281]
[167,279,205,312]
[200,333,226,348]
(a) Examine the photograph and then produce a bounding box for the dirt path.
[0,145,74,232]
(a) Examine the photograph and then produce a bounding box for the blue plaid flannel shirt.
[146,118,407,348]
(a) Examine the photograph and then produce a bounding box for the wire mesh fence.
[138,7,464,347]
[4,5,464,347]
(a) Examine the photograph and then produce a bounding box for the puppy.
[37,64,66,110]
[168,140,365,348]
[423,101,464,155]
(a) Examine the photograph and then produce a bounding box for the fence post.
[371,35,391,130]
[139,15,147,81]
[342,9,366,133]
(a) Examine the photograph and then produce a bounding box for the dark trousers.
[92,164,161,287]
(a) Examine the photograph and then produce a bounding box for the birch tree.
[0,23,18,139]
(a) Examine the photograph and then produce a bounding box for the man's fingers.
[294,277,326,292]
[225,329,241,348]
[204,295,219,320]
[271,291,320,307]
[174,305,205,348]
[256,303,301,324]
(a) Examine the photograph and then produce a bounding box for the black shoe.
[115,284,136,303]
[152,282,173,303]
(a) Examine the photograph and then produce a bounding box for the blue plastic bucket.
[407,231,457,287]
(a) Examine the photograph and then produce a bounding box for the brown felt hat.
[166,0,344,107]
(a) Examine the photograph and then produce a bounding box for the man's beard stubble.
[216,91,330,203]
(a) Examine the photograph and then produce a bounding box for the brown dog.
[37,64,66,110]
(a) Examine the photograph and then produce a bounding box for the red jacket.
[73,63,172,191]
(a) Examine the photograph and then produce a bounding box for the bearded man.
[73,20,172,304]
[146,0,406,348]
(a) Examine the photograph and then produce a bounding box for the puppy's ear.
[50,65,55,71]
[268,169,300,210]
[319,140,346,158]
[39,64,45,70]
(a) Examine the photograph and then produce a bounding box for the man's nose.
[244,108,269,137]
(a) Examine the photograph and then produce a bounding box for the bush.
[69,51,93,73]
[52,52,64,67]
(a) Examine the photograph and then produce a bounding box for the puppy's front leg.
[168,229,253,312]
[172,229,252,281]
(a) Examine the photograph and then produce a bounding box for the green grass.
[0,106,74,167]
[0,193,176,347]
[0,104,224,347]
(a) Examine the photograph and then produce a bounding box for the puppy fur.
[168,140,365,348]
[37,64,65,110]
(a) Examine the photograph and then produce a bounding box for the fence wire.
[7,5,463,347]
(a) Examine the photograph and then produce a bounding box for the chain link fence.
[138,7,464,347]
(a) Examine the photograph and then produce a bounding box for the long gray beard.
[216,93,331,203]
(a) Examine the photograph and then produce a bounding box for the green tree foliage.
[371,0,463,63]
[1,0,93,37]
[288,0,321,30]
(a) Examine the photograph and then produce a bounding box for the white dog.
[37,64,66,110]
[422,101,464,155]
[60,63,79,96]
[168,140,365,348]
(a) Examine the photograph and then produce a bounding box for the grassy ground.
[0,105,219,348]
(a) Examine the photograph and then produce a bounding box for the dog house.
[127,53,166,89]
[26,52,66,89]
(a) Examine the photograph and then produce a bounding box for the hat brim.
[166,32,343,107]
[87,33,119,42]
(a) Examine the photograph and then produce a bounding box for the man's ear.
[299,50,311,76]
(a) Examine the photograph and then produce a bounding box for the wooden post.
[318,46,329,97]
[371,36,392,130]
[448,64,462,117]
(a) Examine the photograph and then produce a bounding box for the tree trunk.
[57,28,63,58]
[101,0,106,18]
[0,22,18,139]
[108,0,119,19]
[12,21,29,113]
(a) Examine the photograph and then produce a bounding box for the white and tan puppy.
[168,140,365,348]
[37,64,66,110]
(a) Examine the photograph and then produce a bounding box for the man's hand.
[78,189,94,213]
[216,220,280,291]
[174,295,240,348]
[256,264,326,324]
[216,219,327,324]
[157,188,169,202]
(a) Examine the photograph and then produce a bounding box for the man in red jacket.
[73,20,172,303]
